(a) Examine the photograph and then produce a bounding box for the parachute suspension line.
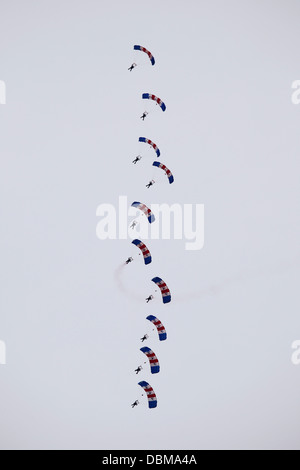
[151,164,158,182]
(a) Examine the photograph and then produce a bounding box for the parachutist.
[135,366,142,374]
[128,63,137,72]
[140,334,148,342]
[132,156,142,164]
[130,221,138,229]
[125,257,133,265]
[146,180,155,189]
[131,202,155,224]
[146,295,154,303]
[140,112,148,121]
[131,400,139,408]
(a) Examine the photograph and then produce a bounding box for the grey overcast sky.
[0,0,300,450]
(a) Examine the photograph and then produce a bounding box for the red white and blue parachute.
[152,277,171,304]
[132,239,152,265]
[131,202,155,224]
[153,162,174,184]
[138,381,157,409]
[140,347,160,374]
[142,94,166,112]
[133,45,155,66]
[139,137,160,158]
[146,315,167,341]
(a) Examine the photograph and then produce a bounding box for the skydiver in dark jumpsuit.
[135,366,142,374]
[132,156,142,164]
[140,335,148,342]
[140,112,148,121]
[128,63,137,71]
[131,400,139,408]
[130,221,138,229]
[146,295,153,303]
[146,180,155,189]
[125,257,133,265]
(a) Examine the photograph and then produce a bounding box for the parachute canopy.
[131,202,155,224]
[133,45,155,66]
[146,315,167,341]
[139,137,160,158]
[153,162,174,184]
[138,381,157,409]
[132,239,152,265]
[142,93,166,112]
[152,277,171,304]
[140,347,160,374]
